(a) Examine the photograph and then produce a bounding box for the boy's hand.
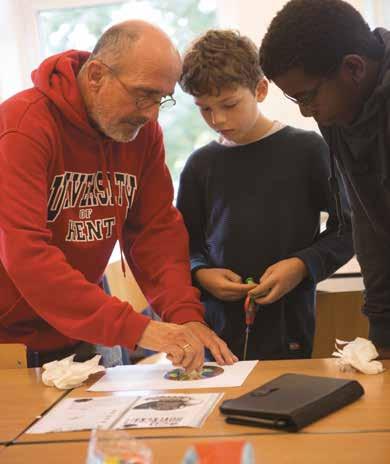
[184,321,238,365]
[249,258,308,305]
[195,268,256,301]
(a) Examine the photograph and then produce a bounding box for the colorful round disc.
[164,365,224,381]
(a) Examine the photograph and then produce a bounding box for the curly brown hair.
[180,29,264,96]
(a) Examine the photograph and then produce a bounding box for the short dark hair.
[180,29,264,96]
[259,0,384,81]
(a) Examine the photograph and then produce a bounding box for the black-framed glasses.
[98,61,176,111]
[283,79,325,106]
[283,65,338,107]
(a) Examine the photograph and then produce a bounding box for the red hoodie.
[0,50,204,352]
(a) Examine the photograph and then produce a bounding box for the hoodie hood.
[366,28,390,109]
[332,28,390,185]
[342,28,389,130]
[31,50,96,137]
[319,29,390,236]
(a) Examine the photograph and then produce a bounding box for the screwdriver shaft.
[243,326,250,360]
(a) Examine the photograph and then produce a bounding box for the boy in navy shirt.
[177,30,354,360]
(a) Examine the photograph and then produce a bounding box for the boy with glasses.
[177,30,354,360]
[260,0,390,357]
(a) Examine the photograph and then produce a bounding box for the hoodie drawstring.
[99,142,127,278]
[328,150,345,237]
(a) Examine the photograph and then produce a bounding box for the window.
[363,0,390,28]
[37,0,217,190]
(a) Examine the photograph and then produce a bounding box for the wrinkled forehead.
[118,39,181,95]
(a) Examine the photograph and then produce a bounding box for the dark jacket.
[320,28,390,349]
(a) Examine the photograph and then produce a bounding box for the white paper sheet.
[113,393,223,429]
[88,360,257,392]
[26,393,223,433]
[27,396,137,433]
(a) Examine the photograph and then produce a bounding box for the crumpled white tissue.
[332,337,385,375]
[42,354,105,389]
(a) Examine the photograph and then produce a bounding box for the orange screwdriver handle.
[244,294,257,325]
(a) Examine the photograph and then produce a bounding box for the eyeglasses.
[283,79,326,106]
[283,66,338,107]
[98,61,176,111]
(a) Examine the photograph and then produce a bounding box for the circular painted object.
[164,365,224,381]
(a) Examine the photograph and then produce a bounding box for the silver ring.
[182,343,191,352]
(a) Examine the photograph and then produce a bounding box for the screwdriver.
[243,277,258,361]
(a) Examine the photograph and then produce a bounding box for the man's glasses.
[283,79,326,106]
[283,66,338,107]
[98,61,176,111]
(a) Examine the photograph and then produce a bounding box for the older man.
[0,20,236,369]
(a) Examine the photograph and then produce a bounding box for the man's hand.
[137,320,204,371]
[184,321,238,365]
[249,257,308,305]
[195,268,256,301]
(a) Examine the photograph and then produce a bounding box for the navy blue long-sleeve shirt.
[177,126,354,360]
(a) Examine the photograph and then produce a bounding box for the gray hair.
[88,24,141,69]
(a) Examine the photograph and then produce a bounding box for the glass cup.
[86,429,153,464]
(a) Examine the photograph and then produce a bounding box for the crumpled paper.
[332,337,385,375]
[42,354,105,389]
